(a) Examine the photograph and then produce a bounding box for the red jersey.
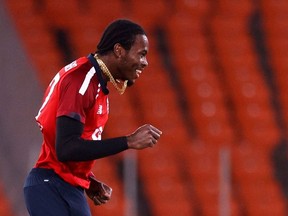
[35,56,109,189]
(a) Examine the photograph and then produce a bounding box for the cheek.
[121,64,134,79]
[121,56,138,77]
[124,58,137,71]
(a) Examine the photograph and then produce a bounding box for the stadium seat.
[215,0,254,17]
[261,0,288,16]
[127,0,169,31]
[238,181,286,216]
[172,0,210,16]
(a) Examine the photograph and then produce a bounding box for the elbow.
[56,152,68,162]
[56,143,69,162]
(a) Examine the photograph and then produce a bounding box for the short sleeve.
[57,71,95,124]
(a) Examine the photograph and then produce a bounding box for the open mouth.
[136,69,142,78]
[136,69,142,74]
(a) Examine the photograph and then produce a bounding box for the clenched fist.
[85,174,112,206]
[126,124,162,149]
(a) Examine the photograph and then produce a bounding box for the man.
[24,19,162,216]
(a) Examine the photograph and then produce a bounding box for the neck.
[94,54,127,95]
[95,54,111,81]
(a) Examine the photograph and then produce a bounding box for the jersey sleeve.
[57,71,95,124]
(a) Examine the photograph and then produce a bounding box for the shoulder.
[59,61,100,104]
[63,57,92,77]
[60,57,95,89]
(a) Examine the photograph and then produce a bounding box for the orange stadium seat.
[172,0,210,16]
[237,111,280,148]
[184,143,240,216]
[186,144,220,178]
[232,143,286,215]
[86,0,125,27]
[261,0,288,16]
[210,14,280,147]
[166,13,203,36]
[215,0,254,17]
[127,0,169,31]
[209,4,287,215]
[267,37,288,58]
[193,182,240,216]
[212,15,249,38]
[232,144,275,181]
[260,1,288,131]
[166,11,233,145]
[264,18,288,37]
[69,25,102,56]
[215,38,255,61]
[41,0,80,29]
[238,181,286,216]
[138,148,194,216]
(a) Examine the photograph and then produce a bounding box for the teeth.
[136,69,142,74]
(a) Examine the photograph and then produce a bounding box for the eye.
[140,52,147,58]
[140,50,147,57]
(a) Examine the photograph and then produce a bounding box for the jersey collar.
[87,53,109,95]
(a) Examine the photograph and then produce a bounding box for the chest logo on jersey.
[97,105,103,114]
[92,126,103,140]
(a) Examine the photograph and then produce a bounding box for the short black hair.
[96,19,146,55]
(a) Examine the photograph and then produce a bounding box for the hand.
[85,175,112,206]
[126,124,162,150]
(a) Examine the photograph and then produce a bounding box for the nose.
[141,57,148,67]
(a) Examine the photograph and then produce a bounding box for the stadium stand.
[210,1,286,215]
[3,0,288,215]
[260,0,288,131]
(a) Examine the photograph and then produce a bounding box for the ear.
[114,43,124,58]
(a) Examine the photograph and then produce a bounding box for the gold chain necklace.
[94,54,127,95]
